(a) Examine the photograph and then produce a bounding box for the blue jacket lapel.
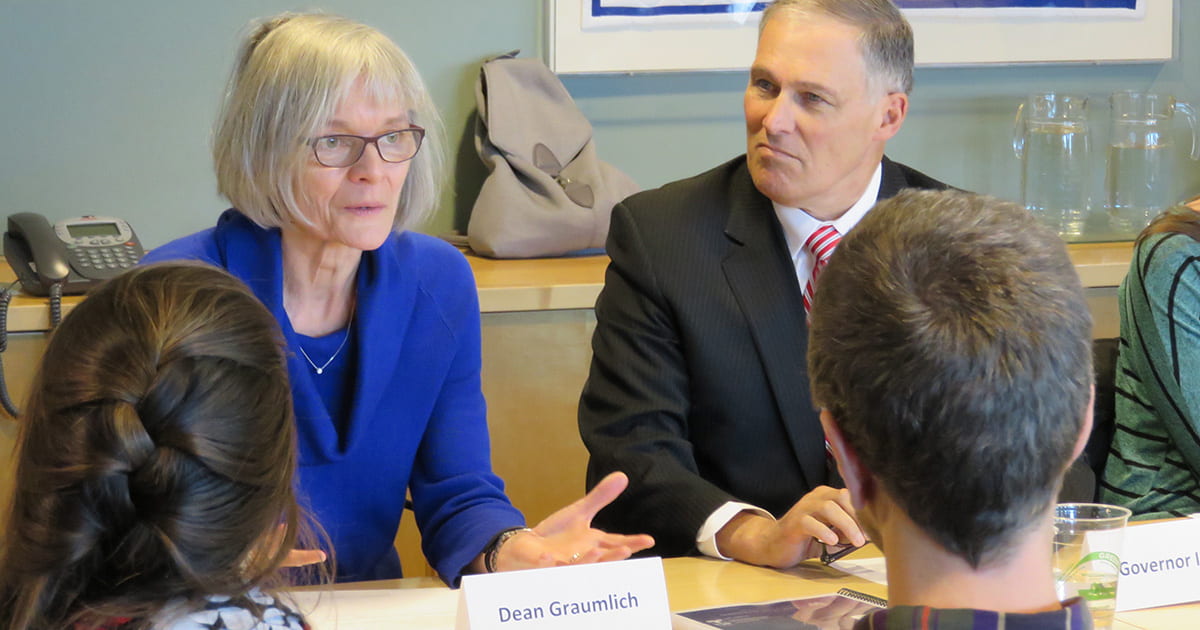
[212,211,417,464]
[341,240,417,457]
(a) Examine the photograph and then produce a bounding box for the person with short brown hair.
[810,189,1095,628]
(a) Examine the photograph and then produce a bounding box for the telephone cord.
[0,280,64,419]
[0,284,19,418]
[48,281,62,328]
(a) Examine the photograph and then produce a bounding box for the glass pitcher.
[1013,93,1091,240]
[1106,91,1200,237]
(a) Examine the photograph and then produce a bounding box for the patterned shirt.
[1101,231,1200,518]
[154,589,308,630]
[853,598,1092,630]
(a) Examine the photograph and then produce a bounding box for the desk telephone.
[1,213,144,418]
[4,212,145,296]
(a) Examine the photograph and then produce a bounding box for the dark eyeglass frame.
[310,125,425,168]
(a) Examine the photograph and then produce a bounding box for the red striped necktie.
[802,224,841,314]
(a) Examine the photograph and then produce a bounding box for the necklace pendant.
[295,307,354,377]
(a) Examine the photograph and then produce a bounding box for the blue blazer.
[143,210,524,584]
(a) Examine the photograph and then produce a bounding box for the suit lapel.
[214,214,415,463]
[720,165,827,491]
[214,216,342,462]
[341,241,416,456]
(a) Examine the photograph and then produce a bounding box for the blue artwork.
[590,0,1138,17]
[895,1,1136,7]
[590,2,767,17]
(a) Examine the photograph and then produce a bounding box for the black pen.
[820,542,863,565]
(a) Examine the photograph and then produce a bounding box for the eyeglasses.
[310,126,425,168]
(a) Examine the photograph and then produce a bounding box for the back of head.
[808,189,1093,568]
[213,12,444,232]
[1138,203,1200,245]
[761,0,913,94]
[0,263,299,630]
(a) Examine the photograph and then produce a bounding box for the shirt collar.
[772,162,884,262]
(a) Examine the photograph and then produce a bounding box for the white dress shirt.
[695,163,883,559]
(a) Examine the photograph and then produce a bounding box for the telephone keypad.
[69,244,140,276]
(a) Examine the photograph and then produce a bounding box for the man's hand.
[714,486,865,568]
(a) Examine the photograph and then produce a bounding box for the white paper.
[457,557,671,629]
[1115,519,1200,611]
[288,587,459,630]
[830,557,889,586]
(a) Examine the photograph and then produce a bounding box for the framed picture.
[545,0,1173,74]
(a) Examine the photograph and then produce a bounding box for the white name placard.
[1115,518,1200,611]
[456,556,671,630]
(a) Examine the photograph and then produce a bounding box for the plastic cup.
[1053,503,1132,629]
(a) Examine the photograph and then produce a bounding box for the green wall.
[1,1,1194,248]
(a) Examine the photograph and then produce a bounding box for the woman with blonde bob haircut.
[213,13,443,233]
[144,13,652,585]
[0,263,315,630]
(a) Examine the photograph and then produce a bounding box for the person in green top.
[1100,203,1200,519]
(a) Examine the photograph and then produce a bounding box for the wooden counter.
[1,253,609,332]
[1068,241,1135,288]
[466,254,607,313]
[1,241,1132,330]
[472,241,1137,313]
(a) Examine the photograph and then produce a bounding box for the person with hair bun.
[142,12,652,584]
[0,263,314,630]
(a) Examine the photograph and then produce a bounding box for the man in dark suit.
[579,0,951,567]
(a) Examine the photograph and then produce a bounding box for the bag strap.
[475,51,592,164]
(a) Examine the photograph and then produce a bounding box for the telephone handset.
[1,213,145,418]
[4,213,145,296]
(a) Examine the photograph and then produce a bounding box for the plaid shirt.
[854,598,1092,630]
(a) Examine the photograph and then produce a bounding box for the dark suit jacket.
[579,154,948,556]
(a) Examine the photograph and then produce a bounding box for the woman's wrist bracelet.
[484,526,533,573]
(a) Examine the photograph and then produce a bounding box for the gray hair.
[212,13,444,232]
[761,0,914,94]
[808,189,1093,569]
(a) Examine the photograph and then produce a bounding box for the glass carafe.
[1106,91,1200,237]
[1013,93,1091,240]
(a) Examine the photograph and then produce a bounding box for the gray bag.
[468,51,639,258]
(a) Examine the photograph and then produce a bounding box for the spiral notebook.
[674,588,886,629]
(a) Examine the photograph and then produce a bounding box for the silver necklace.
[296,306,355,375]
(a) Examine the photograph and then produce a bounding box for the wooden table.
[288,552,1196,629]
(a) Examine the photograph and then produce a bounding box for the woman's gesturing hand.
[493,472,655,572]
